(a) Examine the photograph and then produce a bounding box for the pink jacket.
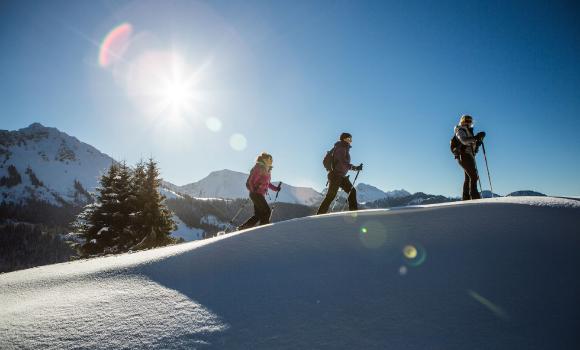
[246,163,278,195]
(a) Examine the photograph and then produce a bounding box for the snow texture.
[1,196,579,349]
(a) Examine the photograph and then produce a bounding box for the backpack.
[245,166,255,191]
[450,135,462,158]
[323,147,335,171]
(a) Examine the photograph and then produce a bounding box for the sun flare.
[126,50,207,122]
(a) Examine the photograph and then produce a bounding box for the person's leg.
[254,194,272,225]
[238,194,260,229]
[317,176,340,214]
[461,154,480,200]
[339,176,358,211]
[459,156,472,200]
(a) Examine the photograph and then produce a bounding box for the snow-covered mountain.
[506,190,546,197]
[2,197,579,349]
[177,169,323,206]
[355,183,410,203]
[0,123,114,206]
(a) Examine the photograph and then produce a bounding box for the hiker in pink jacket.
[238,152,281,230]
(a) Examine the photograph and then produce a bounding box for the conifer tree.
[74,158,177,256]
[129,160,147,245]
[133,158,175,249]
[79,162,118,255]
[110,161,133,250]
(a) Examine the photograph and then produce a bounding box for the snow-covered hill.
[507,190,546,197]
[355,183,410,203]
[0,123,114,206]
[2,197,579,349]
[178,169,323,206]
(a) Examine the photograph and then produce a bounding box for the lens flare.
[205,117,222,132]
[403,243,427,267]
[359,221,388,249]
[403,245,418,259]
[99,23,133,68]
[230,133,247,151]
[468,290,509,320]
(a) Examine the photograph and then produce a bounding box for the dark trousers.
[458,153,481,200]
[239,192,271,229]
[317,173,358,214]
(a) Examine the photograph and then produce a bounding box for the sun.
[157,75,195,119]
[126,50,207,122]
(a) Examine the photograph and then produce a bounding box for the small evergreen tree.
[129,160,147,243]
[78,162,119,255]
[74,158,177,257]
[133,158,176,250]
[110,161,134,250]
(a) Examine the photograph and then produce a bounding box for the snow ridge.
[2,197,579,349]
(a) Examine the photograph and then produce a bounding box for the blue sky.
[1,0,579,196]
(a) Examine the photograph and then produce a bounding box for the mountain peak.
[28,122,45,129]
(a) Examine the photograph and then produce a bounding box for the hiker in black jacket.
[317,132,362,214]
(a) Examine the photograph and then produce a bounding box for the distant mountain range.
[172,169,324,206]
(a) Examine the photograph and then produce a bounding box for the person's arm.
[335,145,352,169]
[268,182,279,191]
[456,128,477,146]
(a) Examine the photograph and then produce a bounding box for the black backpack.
[323,147,335,171]
[450,135,462,158]
[245,166,255,191]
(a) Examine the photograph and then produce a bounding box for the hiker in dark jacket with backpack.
[452,114,486,200]
[317,132,362,214]
[238,152,281,230]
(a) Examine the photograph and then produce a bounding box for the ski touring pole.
[481,142,494,198]
[218,199,250,235]
[473,156,484,198]
[340,166,362,211]
[269,182,282,222]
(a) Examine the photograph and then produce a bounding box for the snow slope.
[1,197,579,349]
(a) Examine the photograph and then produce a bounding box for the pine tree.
[79,162,118,256]
[129,160,147,245]
[110,161,133,250]
[132,158,176,250]
[74,158,177,256]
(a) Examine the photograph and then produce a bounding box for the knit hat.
[340,132,352,141]
[459,115,473,126]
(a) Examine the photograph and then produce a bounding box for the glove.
[475,131,486,141]
[352,164,363,171]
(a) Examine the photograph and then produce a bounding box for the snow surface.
[1,196,579,349]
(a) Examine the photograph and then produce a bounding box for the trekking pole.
[226,199,251,232]
[481,142,494,198]
[340,165,362,211]
[473,157,484,198]
[269,182,282,222]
